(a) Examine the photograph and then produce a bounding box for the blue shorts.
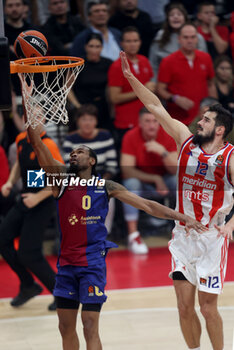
[53,260,107,304]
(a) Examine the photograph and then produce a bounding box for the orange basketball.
[14,30,48,58]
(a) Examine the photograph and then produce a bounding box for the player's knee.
[58,320,76,338]
[82,314,99,341]
[177,300,194,319]
[200,302,217,320]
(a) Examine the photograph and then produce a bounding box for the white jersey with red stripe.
[168,136,233,293]
[175,135,234,228]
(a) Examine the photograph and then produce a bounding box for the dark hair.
[85,32,103,45]
[75,104,98,119]
[200,97,219,108]
[75,145,98,176]
[139,106,151,117]
[121,26,141,41]
[158,3,188,48]
[209,103,233,138]
[87,146,98,175]
[197,1,215,13]
[4,0,24,5]
[214,55,233,70]
[214,55,233,88]
[87,0,109,15]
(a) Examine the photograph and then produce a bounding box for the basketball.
[14,30,48,59]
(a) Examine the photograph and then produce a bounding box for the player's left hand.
[214,224,233,240]
[21,193,40,208]
[120,51,133,79]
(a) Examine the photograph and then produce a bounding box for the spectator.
[197,1,229,60]
[76,0,118,24]
[33,0,50,25]
[41,0,85,56]
[71,0,121,61]
[120,107,177,254]
[0,124,64,311]
[4,0,33,97]
[62,104,118,233]
[108,26,155,150]
[137,0,169,34]
[213,55,234,115]
[63,104,117,177]
[108,0,154,57]
[149,2,207,82]
[157,23,216,126]
[68,33,113,131]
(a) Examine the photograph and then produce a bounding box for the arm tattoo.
[106,180,126,195]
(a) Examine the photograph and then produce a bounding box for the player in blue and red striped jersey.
[120,50,234,350]
[26,123,205,350]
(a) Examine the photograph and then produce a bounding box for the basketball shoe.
[128,231,148,254]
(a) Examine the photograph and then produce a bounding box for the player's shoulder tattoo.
[105,180,126,195]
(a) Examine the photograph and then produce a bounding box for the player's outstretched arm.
[120,51,191,148]
[27,125,63,174]
[106,180,207,234]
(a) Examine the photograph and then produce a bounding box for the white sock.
[188,347,200,350]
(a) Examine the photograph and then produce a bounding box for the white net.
[17,57,84,129]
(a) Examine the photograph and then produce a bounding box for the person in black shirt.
[108,0,154,57]
[0,126,64,310]
[213,55,234,116]
[68,33,113,131]
[41,0,85,56]
[4,0,33,96]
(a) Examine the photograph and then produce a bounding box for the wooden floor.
[1,283,234,350]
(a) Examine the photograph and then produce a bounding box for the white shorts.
[168,224,229,294]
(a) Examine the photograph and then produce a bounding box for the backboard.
[0,0,12,111]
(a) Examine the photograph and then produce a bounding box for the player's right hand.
[1,182,13,197]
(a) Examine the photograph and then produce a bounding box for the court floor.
[1,283,234,350]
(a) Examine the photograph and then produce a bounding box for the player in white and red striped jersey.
[120,50,234,350]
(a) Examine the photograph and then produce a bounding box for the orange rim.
[10,56,85,74]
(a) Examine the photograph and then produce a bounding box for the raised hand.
[120,51,132,79]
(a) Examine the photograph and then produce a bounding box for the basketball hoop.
[10,56,85,129]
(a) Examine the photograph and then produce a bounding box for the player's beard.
[67,163,88,175]
[193,128,215,147]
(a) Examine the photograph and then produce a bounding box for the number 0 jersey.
[56,181,117,267]
[175,136,234,228]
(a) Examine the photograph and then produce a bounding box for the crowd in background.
[1,0,234,255]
